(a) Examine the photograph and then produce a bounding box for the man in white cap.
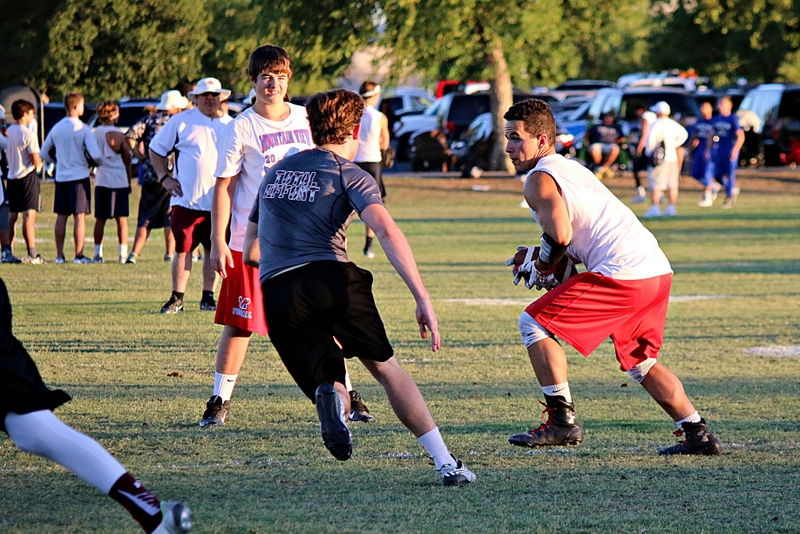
[126,90,188,264]
[149,78,232,314]
[642,101,687,218]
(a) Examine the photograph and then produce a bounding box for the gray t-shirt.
[250,148,384,281]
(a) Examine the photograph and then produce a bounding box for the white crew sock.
[214,372,238,401]
[344,371,353,393]
[5,410,127,494]
[675,411,702,430]
[541,382,572,403]
[417,427,453,470]
[94,244,103,258]
[119,244,128,259]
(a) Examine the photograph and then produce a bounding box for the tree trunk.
[487,42,515,173]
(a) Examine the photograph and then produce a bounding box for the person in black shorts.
[242,89,476,486]
[0,278,192,533]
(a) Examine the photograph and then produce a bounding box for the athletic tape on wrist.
[539,233,568,265]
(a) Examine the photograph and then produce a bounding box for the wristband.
[538,233,568,266]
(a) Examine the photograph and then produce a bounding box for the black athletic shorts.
[261,261,394,400]
[53,178,91,216]
[356,161,386,199]
[0,278,71,433]
[7,171,41,213]
[136,182,171,229]
[95,186,130,219]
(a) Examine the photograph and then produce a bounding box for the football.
[510,246,579,286]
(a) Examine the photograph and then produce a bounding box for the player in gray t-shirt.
[243,89,476,487]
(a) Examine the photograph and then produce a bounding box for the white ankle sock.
[344,371,353,392]
[541,382,572,403]
[675,411,701,430]
[94,244,103,258]
[119,244,128,259]
[417,427,452,470]
[214,372,238,401]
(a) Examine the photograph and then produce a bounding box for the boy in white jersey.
[203,45,372,427]
[5,100,43,263]
[503,99,722,456]
[92,101,132,263]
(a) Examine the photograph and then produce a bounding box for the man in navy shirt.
[710,96,744,209]
[692,101,718,207]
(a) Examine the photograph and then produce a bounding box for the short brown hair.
[504,99,556,148]
[248,45,292,80]
[11,100,35,120]
[359,80,379,96]
[97,101,119,123]
[305,89,365,146]
[64,92,84,111]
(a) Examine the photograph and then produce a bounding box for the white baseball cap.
[156,90,189,111]
[650,101,671,115]
[188,77,231,100]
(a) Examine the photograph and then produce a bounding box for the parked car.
[738,83,800,166]
[88,98,160,132]
[547,79,616,101]
[437,91,557,142]
[587,87,702,139]
[380,88,433,140]
[41,102,96,140]
[392,98,442,160]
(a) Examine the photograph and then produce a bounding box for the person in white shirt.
[41,92,103,264]
[201,45,373,428]
[5,100,43,264]
[149,77,232,314]
[503,98,721,456]
[643,101,689,218]
[91,101,132,263]
[354,81,390,259]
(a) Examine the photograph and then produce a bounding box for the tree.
[648,0,800,85]
[28,0,211,100]
[0,0,63,87]
[380,0,579,172]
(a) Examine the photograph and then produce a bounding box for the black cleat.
[316,383,352,460]
[348,390,375,422]
[160,295,184,314]
[658,419,722,456]
[509,395,584,448]
[199,296,217,311]
[199,395,230,427]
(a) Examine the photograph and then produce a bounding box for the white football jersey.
[215,104,313,251]
[527,154,672,280]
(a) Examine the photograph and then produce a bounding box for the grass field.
[1,171,799,533]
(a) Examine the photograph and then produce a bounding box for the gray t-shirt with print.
[250,148,384,282]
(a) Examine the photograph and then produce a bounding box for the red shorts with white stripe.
[214,249,267,336]
[524,271,672,371]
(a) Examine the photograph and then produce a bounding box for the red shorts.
[170,206,211,253]
[525,272,672,371]
[214,250,267,336]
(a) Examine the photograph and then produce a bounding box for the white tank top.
[93,125,129,189]
[528,154,672,280]
[355,106,383,163]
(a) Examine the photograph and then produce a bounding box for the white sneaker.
[438,458,477,487]
[152,502,192,534]
[663,204,677,216]
[643,206,662,218]
[698,194,713,207]
[711,182,721,202]
[721,186,740,209]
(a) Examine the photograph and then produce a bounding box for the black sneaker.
[199,395,230,427]
[160,295,184,314]
[1,251,22,264]
[508,395,584,448]
[316,383,352,460]
[348,390,375,422]
[199,296,217,311]
[658,419,723,456]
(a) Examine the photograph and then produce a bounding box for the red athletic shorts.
[214,249,267,336]
[525,271,672,371]
[170,206,211,253]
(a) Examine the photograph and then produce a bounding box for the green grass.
[1,174,799,533]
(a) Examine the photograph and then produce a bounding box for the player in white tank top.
[502,98,722,456]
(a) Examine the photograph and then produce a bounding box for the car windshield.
[423,99,442,116]
[566,101,591,121]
